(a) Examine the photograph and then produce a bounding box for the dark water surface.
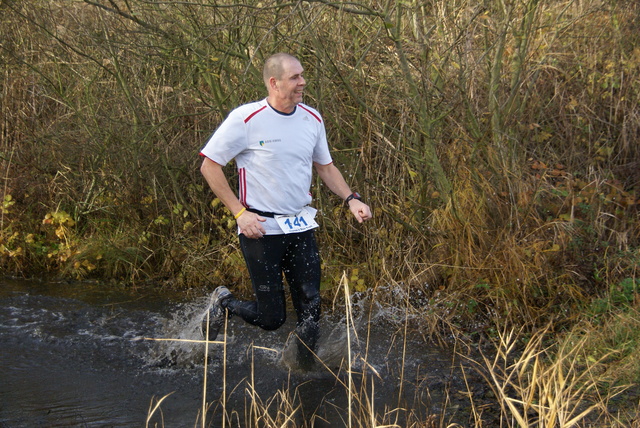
[0,278,466,427]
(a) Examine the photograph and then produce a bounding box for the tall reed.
[143,277,628,427]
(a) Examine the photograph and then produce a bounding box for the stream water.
[0,278,472,427]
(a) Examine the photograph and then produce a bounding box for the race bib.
[275,207,319,234]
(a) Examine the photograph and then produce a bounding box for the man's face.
[273,58,305,112]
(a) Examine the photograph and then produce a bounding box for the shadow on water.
[0,278,470,427]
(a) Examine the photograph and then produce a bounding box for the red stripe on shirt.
[244,105,268,123]
[238,167,247,205]
[298,104,322,123]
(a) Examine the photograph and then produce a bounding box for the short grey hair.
[263,53,299,87]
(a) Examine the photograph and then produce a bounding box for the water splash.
[144,297,229,368]
[145,290,375,374]
[1,279,465,427]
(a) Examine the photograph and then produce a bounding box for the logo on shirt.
[258,139,281,147]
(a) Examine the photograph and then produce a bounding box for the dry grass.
[142,275,633,427]
[1,0,636,292]
[472,327,606,427]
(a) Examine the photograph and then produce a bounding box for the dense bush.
[1,0,638,335]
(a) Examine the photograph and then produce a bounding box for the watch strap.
[344,192,361,206]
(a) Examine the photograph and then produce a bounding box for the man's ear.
[269,77,278,90]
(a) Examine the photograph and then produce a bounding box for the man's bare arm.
[201,157,266,238]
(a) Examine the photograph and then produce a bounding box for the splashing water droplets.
[146,298,232,368]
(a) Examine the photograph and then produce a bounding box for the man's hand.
[236,211,267,239]
[348,199,373,223]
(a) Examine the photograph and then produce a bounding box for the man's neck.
[267,98,296,115]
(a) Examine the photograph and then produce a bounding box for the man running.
[199,52,372,368]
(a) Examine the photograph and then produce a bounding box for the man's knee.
[301,283,321,307]
[260,313,286,331]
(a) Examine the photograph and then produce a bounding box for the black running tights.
[226,230,321,350]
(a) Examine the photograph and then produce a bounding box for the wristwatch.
[344,192,362,206]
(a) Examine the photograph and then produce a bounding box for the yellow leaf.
[544,244,561,252]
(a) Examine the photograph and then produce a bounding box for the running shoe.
[200,286,232,340]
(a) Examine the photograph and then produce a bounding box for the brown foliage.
[0,0,638,334]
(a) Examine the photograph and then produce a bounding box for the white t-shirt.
[200,99,333,234]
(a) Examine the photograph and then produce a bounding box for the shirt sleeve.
[312,115,333,165]
[200,108,247,166]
